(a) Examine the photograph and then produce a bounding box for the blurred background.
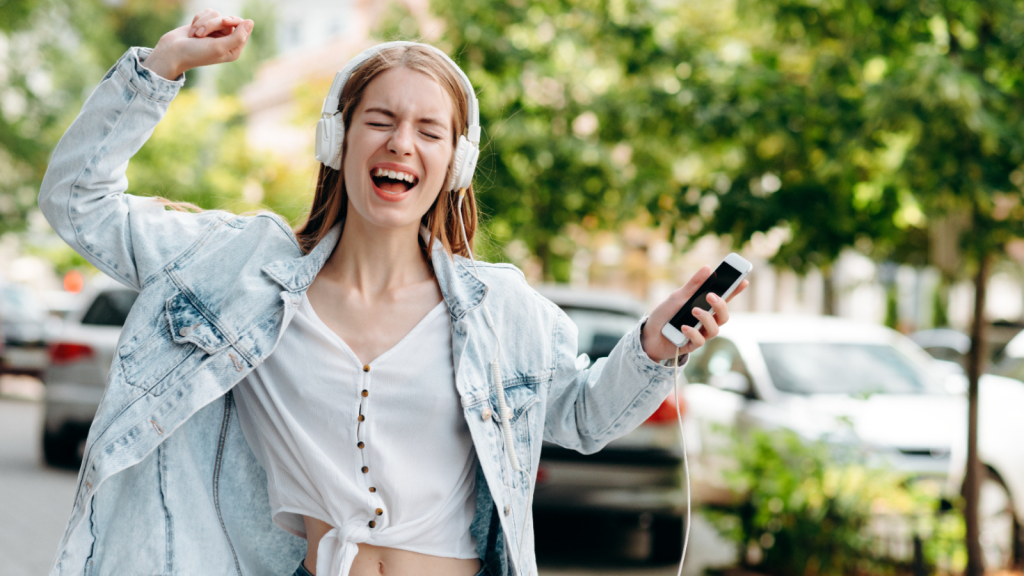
[2,0,1024,574]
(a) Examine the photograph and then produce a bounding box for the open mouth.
[371,167,419,195]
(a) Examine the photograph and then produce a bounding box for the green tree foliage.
[423,0,749,279]
[0,0,184,234]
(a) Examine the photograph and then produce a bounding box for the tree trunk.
[964,252,991,576]
[822,266,836,316]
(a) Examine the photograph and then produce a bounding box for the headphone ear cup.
[449,136,479,192]
[315,113,345,170]
[448,137,469,192]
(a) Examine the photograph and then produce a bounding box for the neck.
[319,205,433,300]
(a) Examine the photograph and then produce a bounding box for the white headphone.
[314,41,481,193]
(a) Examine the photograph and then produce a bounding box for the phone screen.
[669,262,743,329]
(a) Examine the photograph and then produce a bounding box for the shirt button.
[178,326,192,337]
[357,442,365,449]
[358,415,365,422]
[368,520,376,528]
[369,487,376,493]
[363,365,370,372]
[481,408,492,421]
[362,466,369,473]
[361,390,369,397]
[376,508,383,516]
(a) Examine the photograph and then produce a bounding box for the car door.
[684,337,758,503]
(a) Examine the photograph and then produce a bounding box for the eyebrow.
[363,107,446,127]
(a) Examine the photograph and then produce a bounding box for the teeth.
[373,167,416,184]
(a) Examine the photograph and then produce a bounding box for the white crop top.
[234,293,479,576]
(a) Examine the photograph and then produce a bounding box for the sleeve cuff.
[625,318,679,381]
[112,47,186,102]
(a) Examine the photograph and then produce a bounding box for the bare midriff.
[302,516,482,576]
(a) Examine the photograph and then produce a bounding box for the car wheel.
[979,469,1020,570]
[42,426,85,469]
[648,515,684,564]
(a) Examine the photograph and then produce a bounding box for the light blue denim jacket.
[38,48,678,576]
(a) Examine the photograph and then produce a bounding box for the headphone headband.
[319,41,480,144]
[314,42,481,191]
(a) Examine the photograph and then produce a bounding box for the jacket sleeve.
[542,311,680,454]
[38,47,231,291]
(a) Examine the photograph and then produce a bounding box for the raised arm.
[37,12,253,290]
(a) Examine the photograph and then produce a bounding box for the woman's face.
[342,67,456,233]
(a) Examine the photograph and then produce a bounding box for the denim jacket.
[38,48,679,576]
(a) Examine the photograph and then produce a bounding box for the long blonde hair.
[294,45,478,258]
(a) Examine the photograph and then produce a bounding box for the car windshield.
[561,307,639,360]
[760,342,935,395]
[81,290,139,326]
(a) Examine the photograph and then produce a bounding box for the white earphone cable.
[675,346,691,576]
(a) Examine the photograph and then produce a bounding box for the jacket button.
[368,520,376,528]
[376,508,383,516]
[504,504,510,516]
[362,466,369,473]
[363,365,370,372]
[357,442,364,449]
[369,487,376,493]
[178,327,192,337]
[358,415,365,422]
[481,408,492,421]
[361,390,369,397]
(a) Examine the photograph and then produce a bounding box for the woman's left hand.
[641,265,749,362]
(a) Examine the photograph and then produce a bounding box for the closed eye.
[421,131,441,140]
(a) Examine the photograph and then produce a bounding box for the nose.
[388,122,414,157]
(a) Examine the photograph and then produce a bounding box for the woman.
[39,10,745,576]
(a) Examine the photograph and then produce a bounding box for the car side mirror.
[708,371,750,395]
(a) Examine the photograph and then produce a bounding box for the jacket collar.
[260,223,487,321]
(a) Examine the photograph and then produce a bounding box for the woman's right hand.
[144,10,254,81]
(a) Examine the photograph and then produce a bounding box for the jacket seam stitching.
[167,274,240,350]
[139,212,233,289]
[213,391,244,576]
[157,444,174,573]
[66,85,140,290]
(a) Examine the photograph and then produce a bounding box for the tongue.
[377,180,408,194]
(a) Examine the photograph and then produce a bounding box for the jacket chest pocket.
[119,292,231,396]
[492,375,541,473]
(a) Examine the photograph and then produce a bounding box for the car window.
[80,290,139,327]
[561,307,639,360]
[685,338,750,390]
[760,342,934,395]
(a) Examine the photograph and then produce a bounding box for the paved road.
[0,398,78,575]
[0,397,733,575]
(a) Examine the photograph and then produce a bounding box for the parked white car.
[684,314,1024,569]
[42,281,138,467]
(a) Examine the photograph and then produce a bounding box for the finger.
[707,292,729,326]
[193,13,242,38]
[695,307,719,339]
[209,19,253,62]
[682,325,705,350]
[189,9,219,37]
[191,8,214,26]
[725,280,749,303]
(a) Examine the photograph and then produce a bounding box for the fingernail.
[708,293,719,303]
[197,26,205,36]
[244,20,254,32]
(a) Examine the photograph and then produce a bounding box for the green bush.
[707,428,965,576]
